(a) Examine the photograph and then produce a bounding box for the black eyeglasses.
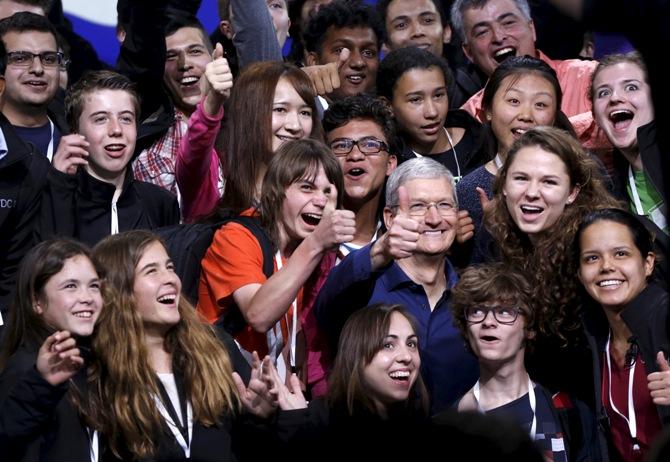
[465,305,524,325]
[6,51,63,68]
[329,137,388,156]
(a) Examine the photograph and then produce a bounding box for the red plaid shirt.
[132,111,187,195]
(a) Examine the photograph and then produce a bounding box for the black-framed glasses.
[329,137,388,156]
[6,51,63,68]
[465,305,524,325]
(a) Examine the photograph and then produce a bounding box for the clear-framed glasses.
[403,201,458,217]
[465,305,524,325]
[329,137,388,157]
[6,51,64,68]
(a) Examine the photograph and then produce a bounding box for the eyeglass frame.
[6,51,64,68]
[464,305,525,325]
[388,200,459,217]
[328,136,389,157]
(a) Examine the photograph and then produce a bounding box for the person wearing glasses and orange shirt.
[315,157,478,413]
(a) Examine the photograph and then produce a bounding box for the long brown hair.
[0,238,99,370]
[86,230,239,459]
[216,61,323,214]
[328,303,429,417]
[486,127,620,342]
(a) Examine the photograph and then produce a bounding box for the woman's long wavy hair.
[328,303,429,417]
[0,239,99,369]
[485,127,621,342]
[85,230,239,459]
[214,61,323,215]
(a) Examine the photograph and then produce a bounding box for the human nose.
[516,102,533,123]
[29,54,44,73]
[481,309,497,326]
[423,203,442,224]
[313,189,329,208]
[284,110,302,133]
[348,50,365,69]
[346,140,366,160]
[491,23,507,44]
[600,254,615,272]
[424,99,438,119]
[108,118,122,136]
[177,51,191,70]
[524,180,540,199]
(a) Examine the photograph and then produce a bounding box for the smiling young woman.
[0,239,103,461]
[577,208,670,461]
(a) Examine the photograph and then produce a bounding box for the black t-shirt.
[487,385,568,462]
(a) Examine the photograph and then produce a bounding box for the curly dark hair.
[303,0,385,55]
[323,93,400,156]
[485,126,621,343]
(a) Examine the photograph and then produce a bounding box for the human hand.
[648,351,670,406]
[301,48,350,96]
[203,43,233,115]
[233,352,277,418]
[52,134,89,175]
[378,186,420,260]
[456,209,474,243]
[309,199,356,251]
[261,359,308,411]
[36,331,84,386]
[477,187,492,214]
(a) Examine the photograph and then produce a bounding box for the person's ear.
[383,207,394,229]
[306,51,319,66]
[386,155,397,176]
[33,296,45,315]
[219,20,234,40]
[644,252,656,278]
[442,23,452,44]
[461,41,473,62]
[0,75,5,96]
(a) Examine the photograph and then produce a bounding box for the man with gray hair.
[315,157,479,412]
[450,0,596,137]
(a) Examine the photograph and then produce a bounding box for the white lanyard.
[604,333,640,452]
[87,428,99,462]
[494,153,503,170]
[473,375,537,440]
[110,189,121,235]
[412,128,461,182]
[628,166,645,215]
[152,394,194,458]
[274,251,298,372]
[46,118,55,161]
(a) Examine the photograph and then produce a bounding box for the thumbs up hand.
[371,186,420,269]
[308,193,356,252]
[203,43,233,115]
[647,351,670,406]
[301,48,350,96]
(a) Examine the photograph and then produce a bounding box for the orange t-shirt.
[197,216,303,358]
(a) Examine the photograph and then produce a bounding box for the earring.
[566,200,572,205]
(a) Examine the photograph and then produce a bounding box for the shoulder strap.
[227,215,274,278]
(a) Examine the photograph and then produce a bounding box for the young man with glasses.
[0,12,65,159]
[450,263,597,461]
[315,156,478,412]
[323,94,397,260]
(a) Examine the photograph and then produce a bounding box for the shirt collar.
[382,256,459,292]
